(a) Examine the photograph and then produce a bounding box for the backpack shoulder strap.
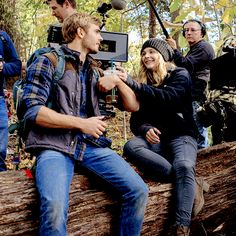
[92,67,103,81]
[44,49,64,81]
[44,52,58,68]
[44,48,75,82]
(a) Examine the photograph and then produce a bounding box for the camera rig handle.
[146,0,170,39]
[97,3,113,29]
[100,12,109,30]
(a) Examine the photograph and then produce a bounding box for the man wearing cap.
[122,38,209,236]
[167,19,215,149]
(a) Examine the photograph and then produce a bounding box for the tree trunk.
[148,0,158,38]
[1,142,236,235]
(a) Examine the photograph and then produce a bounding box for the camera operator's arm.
[98,73,139,112]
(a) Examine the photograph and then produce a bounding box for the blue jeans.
[35,145,148,236]
[192,101,208,149]
[0,96,8,171]
[124,135,197,227]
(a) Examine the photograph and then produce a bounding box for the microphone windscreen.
[111,0,127,10]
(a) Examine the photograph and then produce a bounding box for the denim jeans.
[192,101,208,149]
[124,135,197,227]
[35,145,148,236]
[0,96,8,171]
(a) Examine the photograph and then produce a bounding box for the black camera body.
[197,100,227,128]
[47,24,64,45]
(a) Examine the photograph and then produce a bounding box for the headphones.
[182,19,206,37]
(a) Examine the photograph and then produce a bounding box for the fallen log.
[0,141,236,236]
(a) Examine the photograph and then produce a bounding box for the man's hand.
[98,66,139,112]
[36,107,107,139]
[98,74,120,92]
[80,116,107,138]
[146,127,161,144]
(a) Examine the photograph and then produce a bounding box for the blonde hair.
[138,52,175,86]
[62,12,101,43]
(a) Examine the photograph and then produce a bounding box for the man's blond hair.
[62,12,101,43]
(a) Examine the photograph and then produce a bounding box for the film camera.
[47,23,129,118]
[47,24,65,45]
[197,100,227,128]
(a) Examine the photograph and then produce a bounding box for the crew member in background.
[46,0,77,23]
[0,30,21,171]
[167,19,215,149]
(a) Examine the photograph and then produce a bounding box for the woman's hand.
[146,127,161,144]
[115,65,128,82]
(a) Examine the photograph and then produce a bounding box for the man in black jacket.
[167,19,215,149]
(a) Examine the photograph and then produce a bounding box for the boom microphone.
[111,0,127,10]
[147,0,170,38]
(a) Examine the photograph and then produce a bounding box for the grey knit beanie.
[141,38,174,62]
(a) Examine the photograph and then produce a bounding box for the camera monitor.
[47,26,129,62]
[90,31,128,62]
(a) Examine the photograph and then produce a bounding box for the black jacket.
[173,40,215,102]
[126,67,197,140]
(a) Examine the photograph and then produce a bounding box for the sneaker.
[176,225,190,236]
[192,177,210,217]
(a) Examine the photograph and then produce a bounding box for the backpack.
[9,47,66,140]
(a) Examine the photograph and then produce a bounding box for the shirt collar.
[61,45,81,61]
[60,44,102,71]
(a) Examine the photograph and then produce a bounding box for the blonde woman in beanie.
[119,38,209,236]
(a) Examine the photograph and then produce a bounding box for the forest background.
[1,0,236,74]
[0,0,236,169]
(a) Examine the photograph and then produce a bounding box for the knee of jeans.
[173,160,195,175]
[138,186,149,213]
[123,140,133,154]
[123,139,141,157]
[42,200,67,230]
[128,182,149,205]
